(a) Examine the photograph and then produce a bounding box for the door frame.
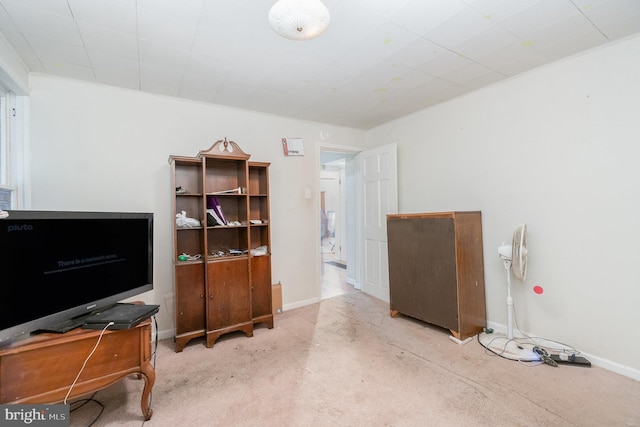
[316,142,398,301]
[316,142,364,297]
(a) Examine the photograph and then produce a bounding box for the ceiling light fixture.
[268,0,330,41]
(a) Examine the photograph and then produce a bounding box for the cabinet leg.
[174,339,187,353]
[206,331,221,348]
[241,323,254,337]
[206,324,255,347]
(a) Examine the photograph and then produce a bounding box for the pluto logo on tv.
[6,224,34,232]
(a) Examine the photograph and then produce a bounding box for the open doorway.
[317,143,397,303]
[320,151,356,299]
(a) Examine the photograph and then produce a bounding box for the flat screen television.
[0,210,154,346]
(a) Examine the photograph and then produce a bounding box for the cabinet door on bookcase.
[174,263,206,352]
[251,255,273,327]
[205,258,252,347]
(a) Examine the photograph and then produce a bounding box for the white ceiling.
[0,0,638,129]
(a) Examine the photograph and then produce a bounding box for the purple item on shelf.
[207,195,227,225]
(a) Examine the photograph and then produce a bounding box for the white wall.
[27,74,366,337]
[367,34,640,376]
[19,33,640,378]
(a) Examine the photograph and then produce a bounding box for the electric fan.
[477,224,532,360]
[498,224,528,339]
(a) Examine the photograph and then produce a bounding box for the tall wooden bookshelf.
[169,139,272,352]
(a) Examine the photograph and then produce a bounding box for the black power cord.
[69,392,105,427]
[478,299,582,365]
[476,332,540,363]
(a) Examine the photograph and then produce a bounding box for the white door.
[358,143,398,302]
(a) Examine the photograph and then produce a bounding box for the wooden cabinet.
[386,211,486,342]
[250,254,273,324]
[0,318,154,421]
[206,258,252,346]
[170,139,273,352]
[174,262,205,339]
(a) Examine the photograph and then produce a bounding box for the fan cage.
[512,224,527,281]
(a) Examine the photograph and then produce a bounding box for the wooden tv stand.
[0,318,155,421]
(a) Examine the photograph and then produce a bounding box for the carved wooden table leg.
[139,360,155,420]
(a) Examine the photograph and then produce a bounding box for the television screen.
[0,210,153,346]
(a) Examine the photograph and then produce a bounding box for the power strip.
[550,354,591,367]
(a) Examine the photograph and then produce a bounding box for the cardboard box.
[272,283,282,315]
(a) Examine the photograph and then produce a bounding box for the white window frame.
[0,86,8,183]
[0,87,28,210]
[0,86,13,209]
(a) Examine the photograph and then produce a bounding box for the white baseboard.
[485,320,640,381]
[579,352,640,381]
[283,297,321,312]
[156,328,174,342]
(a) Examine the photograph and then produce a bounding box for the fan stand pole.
[504,259,514,339]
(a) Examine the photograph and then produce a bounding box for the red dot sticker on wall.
[533,285,544,294]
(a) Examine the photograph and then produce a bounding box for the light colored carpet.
[69,289,640,427]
